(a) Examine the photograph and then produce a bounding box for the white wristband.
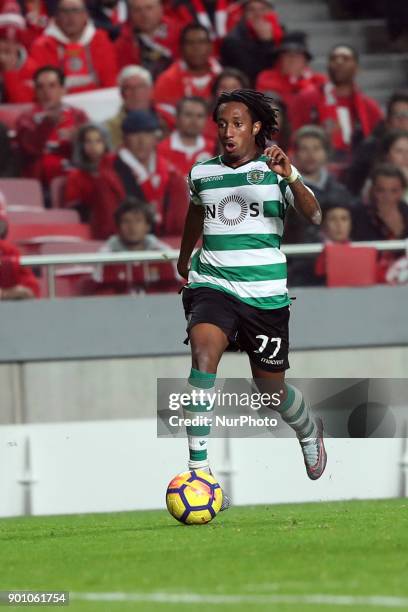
[285,166,299,184]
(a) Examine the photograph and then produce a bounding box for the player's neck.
[221,148,261,169]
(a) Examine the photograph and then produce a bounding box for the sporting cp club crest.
[246,169,265,184]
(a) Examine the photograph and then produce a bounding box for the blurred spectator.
[87,0,127,41]
[0,196,40,299]
[290,44,383,161]
[212,67,250,99]
[115,0,180,77]
[16,65,88,186]
[379,130,408,202]
[30,0,117,93]
[0,12,36,102]
[220,0,283,84]
[106,65,171,148]
[64,123,125,239]
[114,110,189,236]
[19,0,57,49]
[288,201,353,286]
[345,90,408,196]
[386,1,408,52]
[153,23,221,115]
[157,97,214,176]
[94,197,180,294]
[353,164,408,242]
[256,32,326,113]
[284,125,353,243]
[0,121,20,176]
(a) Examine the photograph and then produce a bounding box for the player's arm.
[264,144,322,225]
[177,200,205,279]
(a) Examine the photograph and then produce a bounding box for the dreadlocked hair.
[212,89,279,150]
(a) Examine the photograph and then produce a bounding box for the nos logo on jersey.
[205,195,259,225]
[247,169,265,184]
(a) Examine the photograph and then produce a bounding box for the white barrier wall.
[0,421,404,518]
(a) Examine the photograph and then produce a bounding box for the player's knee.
[191,345,219,373]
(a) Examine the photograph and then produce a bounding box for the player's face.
[386,137,408,171]
[125,131,157,163]
[328,47,357,85]
[177,101,207,138]
[323,208,351,243]
[216,102,259,162]
[83,129,106,162]
[121,76,152,111]
[294,136,327,175]
[370,176,404,208]
[119,211,150,246]
[388,102,408,131]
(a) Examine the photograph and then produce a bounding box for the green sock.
[275,384,317,440]
[184,367,216,470]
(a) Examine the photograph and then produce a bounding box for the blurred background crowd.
[0,0,408,298]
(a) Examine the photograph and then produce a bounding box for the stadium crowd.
[0,0,408,298]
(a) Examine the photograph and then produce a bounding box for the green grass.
[0,499,408,611]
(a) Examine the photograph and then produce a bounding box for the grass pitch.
[0,499,407,611]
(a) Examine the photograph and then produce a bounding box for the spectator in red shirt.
[16,65,88,185]
[256,32,326,114]
[158,96,214,177]
[115,0,180,78]
[87,0,128,42]
[153,23,221,117]
[0,196,40,299]
[94,197,180,294]
[30,0,118,93]
[114,109,189,237]
[18,0,56,50]
[0,12,36,102]
[64,123,125,239]
[290,44,383,162]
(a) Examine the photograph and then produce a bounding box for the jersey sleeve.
[188,166,203,206]
[278,165,314,210]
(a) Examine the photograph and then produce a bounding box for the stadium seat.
[8,223,92,254]
[39,240,104,298]
[7,209,80,225]
[325,244,377,287]
[49,176,67,209]
[0,178,44,209]
[0,103,32,133]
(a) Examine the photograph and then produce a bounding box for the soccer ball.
[166,470,223,525]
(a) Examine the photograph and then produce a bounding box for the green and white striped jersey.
[188,154,304,310]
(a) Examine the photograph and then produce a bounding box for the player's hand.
[264,145,292,178]
[177,260,189,280]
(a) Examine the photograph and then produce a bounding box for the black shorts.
[182,286,290,372]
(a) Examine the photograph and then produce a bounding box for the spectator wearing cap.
[87,0,127,42]
[0,10,37,102]
[0,196,40,300]
[345,91,408,196]
[284,125,354,243]
[256,32,326,114]
[157,96,214,177]
[290,44,383,162]
[93,197,180,294]
[16,65,88,186]
[153,23,221,117]
[30,0,117,94]
[220,0,283,84]
[64,123,125,239]
[106,65,172,149]
[288,201,353,286]
[114,110,189,237]
[115,0,180,78]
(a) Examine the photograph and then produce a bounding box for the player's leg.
[238,304,327,480]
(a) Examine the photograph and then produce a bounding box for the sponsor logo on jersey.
[218,195,248,226]
[201,175,223,183]
[247,169,265,184]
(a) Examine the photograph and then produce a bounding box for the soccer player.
[177,89,327,507]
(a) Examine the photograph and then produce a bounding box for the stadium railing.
[20,239,408,298]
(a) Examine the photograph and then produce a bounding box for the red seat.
[0,103,32,132]
[325,244,377,287]
[7,209,80,225]
[39,240,104,297]
[8,223,92,254]
[0,178,44,209]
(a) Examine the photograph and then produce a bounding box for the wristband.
[285,166,299,184]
